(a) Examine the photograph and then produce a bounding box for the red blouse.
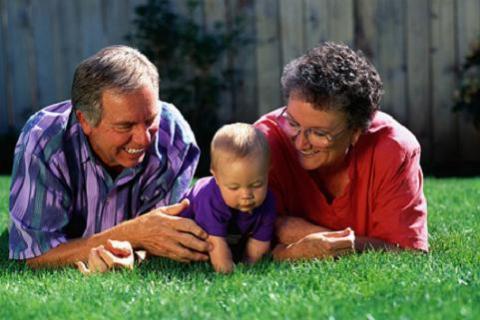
[255,109,428,251]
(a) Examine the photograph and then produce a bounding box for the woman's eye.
[312,129,327,137]
[287,119,299,128]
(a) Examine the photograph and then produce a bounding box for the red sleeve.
[370,138,428,251]
[255,118,289,216]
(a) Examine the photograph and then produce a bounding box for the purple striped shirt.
[9,100,199,259]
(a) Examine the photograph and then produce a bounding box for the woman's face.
[284,96,361,171]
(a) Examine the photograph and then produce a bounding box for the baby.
[181,123,276,273]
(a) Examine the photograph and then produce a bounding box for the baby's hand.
[208,235,234,274]
[244,238,270,264]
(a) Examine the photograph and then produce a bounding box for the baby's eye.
[227,186,239,191]
[251,182,264,188]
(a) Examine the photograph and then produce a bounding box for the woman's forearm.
[276,216,330,244]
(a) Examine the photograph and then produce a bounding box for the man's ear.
[76,110,93,136]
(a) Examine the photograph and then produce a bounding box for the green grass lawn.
[0,176,479,319]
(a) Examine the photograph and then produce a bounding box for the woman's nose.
[294,129,311,150]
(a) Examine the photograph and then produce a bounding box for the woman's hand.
[272,228,355,261]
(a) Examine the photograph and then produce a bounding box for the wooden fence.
[1,0,480,173]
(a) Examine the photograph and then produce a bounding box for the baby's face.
[213,155,268,213]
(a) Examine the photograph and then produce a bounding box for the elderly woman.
[255,42,428,260]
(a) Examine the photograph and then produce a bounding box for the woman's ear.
[351,128,362,146]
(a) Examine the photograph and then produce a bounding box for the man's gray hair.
[71,45,159,126]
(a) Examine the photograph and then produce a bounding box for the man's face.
[77,85,160,173]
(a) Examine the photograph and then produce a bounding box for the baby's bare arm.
[207,235,234,274]
[244,238,270,264]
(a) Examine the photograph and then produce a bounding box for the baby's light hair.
[210,123,270,171]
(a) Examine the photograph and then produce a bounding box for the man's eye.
[116,125,132,131]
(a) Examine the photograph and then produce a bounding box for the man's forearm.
[26,218,139,268]
[276,216,330,244]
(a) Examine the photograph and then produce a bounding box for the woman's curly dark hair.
[281,42,384,131]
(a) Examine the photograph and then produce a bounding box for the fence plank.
[456,0,480,164]
[376,0,407,123]
[354,0,379,62]
[78,0,105,59]
[6,0,38,130]
[102,0,132,45]
[431,0,458,166]
[327,0,354,46]
[30,0,58,109]
[204,0,233,124]
[406,0,432,165]
[255,0,282,114]
[305,0,329,49]
[231,0,258,123]
[56,1,83,102]
[279,0,305,67]
[0,0,8,133]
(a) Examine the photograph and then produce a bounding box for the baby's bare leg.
[243,238,270,264]
[208,235,234,273]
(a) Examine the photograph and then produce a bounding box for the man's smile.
[123,147,145,155]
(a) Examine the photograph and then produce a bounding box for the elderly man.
[9,45,210,271]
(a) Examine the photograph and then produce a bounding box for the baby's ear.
[210,168,216,177]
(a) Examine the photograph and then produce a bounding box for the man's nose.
[133,125,151,146]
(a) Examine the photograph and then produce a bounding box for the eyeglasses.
[275,107,349,147]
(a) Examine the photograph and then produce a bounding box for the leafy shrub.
[130,0,248,176]
[453,41,480,129]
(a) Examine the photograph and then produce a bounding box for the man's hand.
[133,199,211,262]
[273,228,355,261]
[76,239,136,275]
